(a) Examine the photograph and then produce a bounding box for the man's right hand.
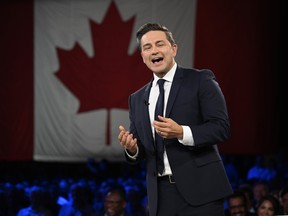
[118,125,138,155]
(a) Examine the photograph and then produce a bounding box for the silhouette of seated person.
[58,182,96,216]
[124,183,146,216]
[17,185,51,216]
[239,184,256,214]
[251,181,269,212]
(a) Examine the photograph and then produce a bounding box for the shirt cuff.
[178,125,194,146]
[125,146,139,160]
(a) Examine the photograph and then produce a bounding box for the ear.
[172,44,178,57]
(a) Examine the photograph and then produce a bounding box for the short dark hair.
[136,23,176,50]
[105,185,127,201]
[227,190,247,204]
[257,195,280,215]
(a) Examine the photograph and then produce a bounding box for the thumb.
[119,125,126,131]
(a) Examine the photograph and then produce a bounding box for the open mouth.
[152,57,163,64]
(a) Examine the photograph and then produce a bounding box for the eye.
[156,41,165,47]
[143,45,151,51]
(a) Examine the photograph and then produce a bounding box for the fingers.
[119,131,130,145]
[154,115,168,126]
[120,133,138,154]
[119,125,125,131]
[157,115,165,121]
[156,129,164,137]
[118,125,137,152]
[153,117,180,139]
[118,126,125,140]
[153,117,167,133]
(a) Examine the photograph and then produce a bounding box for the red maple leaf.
[55,2,150,144]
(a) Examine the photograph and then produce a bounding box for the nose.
[151,46,159,54]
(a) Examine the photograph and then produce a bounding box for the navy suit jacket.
[125,66,233,216]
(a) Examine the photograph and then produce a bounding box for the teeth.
[152,57,163,63]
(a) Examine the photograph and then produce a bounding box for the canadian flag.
[0,0,279,161]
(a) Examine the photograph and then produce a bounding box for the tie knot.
[157,79,165,88]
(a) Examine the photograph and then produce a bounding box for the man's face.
[253,184,268,202]
[140,30,177,77]
[104,192,126,216]
[229,197,247,216]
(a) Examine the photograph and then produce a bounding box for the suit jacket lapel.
[143,80,156,150]
[166,66,184,118]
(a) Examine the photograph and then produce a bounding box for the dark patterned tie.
[154,79,165,174]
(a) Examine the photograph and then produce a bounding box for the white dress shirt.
[126,63,194,176]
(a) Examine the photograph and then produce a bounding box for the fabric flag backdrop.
[0,0,280,162]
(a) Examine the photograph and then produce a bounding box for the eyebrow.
[143,40,165,47]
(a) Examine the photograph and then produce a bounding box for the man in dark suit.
[118,23,233,216]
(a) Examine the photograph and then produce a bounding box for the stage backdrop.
[0,0,279,161]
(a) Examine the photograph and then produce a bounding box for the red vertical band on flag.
[0,1,34,160]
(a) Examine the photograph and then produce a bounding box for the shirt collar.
[153,63,177,86]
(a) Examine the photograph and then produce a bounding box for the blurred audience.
[17,185,51,216]
[239,184,256,214]
[58,182,96,216]
[124,183,146,216]
[279,187,288,215]
[0,153,287,216]
[247,155,277,183]
[252,181,269,210]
